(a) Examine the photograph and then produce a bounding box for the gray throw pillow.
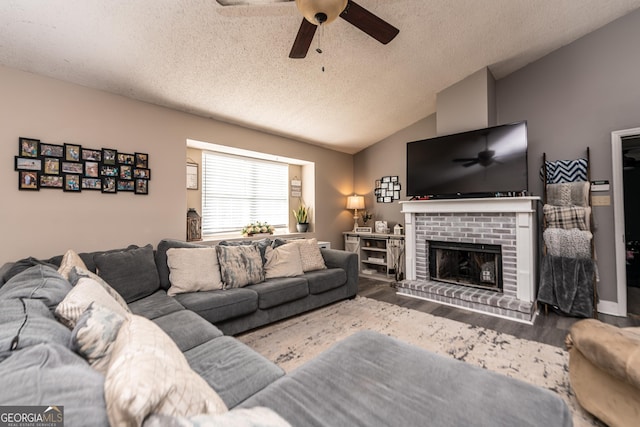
[94,244,159,303]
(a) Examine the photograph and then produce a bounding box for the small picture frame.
[19,137,40,158]
[85,161,99,178]
[186,163,198,190]
[40,175,63,189]
[43,158,60,175]
[117,180,135,191]
[40,143,64,157]
[63,174,81,192]
[135,179,148,195]
[102,148,117,165]
[355,227,372,233]
[15,157,42,171]
[19,171,39,190]
[82,177,102,190]
[101,165,119,177]
[82,148,102,162]
[64,143,81,162]
[119,165,133,180]
[62,161,83,174]
[117,152,135,165]
[135,152,148,168]
[374,220,388,234]
[134,168,151,180]
[102,177,117,193]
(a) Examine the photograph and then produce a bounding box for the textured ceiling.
[1,0,639,154]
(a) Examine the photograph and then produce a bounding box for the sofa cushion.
[0,299,71,359]
[0,265,71,311]
[184,336,284,409]
[174,288,258,324]
[264,245,304,279]
[104,315,228,426]
[71,302,127,373]
[156,239,209,291]
[166,247,223,296]
[216,245,265,289]
[153,310,224,352]
[47,244,140,273]
[304,268,347,295]
[55,276,131,329]
[0,257,59,285]
[0,343,109,427]
[246,277,309,310]
[68,266,131,313]
[143,407,291,427]
[128,290,185,320]
[94,244,160,303]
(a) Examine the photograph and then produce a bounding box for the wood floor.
[358,277,640,348]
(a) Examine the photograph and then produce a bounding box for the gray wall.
[355,8,640,305]
[497,8,640,303]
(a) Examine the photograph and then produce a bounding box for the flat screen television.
[406,121,528,199]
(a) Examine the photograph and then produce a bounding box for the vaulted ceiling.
[1,0,639,154]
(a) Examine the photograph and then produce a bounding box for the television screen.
[406,121,528,198]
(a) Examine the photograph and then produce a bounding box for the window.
[201,151,289,235]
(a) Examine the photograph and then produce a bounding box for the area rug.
[237,296,602,427]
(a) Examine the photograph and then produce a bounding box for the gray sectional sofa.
[0,239,573,426]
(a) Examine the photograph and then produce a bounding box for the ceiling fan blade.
[453,158,478,162]
[289,18,317,58]
[463,160,479,168]
[339,0,399,44]
[216,0,292,6]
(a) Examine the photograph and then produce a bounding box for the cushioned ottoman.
[240,330,572,427]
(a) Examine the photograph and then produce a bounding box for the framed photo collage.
[15,137,150,194]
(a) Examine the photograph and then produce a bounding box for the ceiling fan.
[453,134,498,168]
[216,0,399,58]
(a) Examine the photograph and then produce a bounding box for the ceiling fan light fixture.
[295,0,348,25]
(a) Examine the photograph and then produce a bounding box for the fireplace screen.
[428,240,502,291]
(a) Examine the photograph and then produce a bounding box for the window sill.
[201,231,316,245]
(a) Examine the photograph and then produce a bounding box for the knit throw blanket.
[543,228,592,259]
[543,205,591,231]
[538,255,595,318]
[546,182,590,207]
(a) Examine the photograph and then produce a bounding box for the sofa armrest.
[321,248,358,297]
[566,318,640,389]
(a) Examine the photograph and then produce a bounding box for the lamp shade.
[295,0,348,25]
[346,195,365,210]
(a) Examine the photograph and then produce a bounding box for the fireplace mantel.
[399,197,541,320]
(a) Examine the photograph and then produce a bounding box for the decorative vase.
[296,223,309,233]
[186,208,202,242]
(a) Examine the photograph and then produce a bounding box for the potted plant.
[293,203,309,232]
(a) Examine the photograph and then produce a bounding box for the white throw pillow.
[167,248,223,296]
[287,238,327,272]
[57,249,88,280]
[264,245,304,279]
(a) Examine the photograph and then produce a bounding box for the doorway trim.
[610,127,640,317]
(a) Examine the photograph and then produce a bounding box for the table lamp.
[346,195,365,232]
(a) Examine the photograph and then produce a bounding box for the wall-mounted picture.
[120,165,132,180]
[19,137,39,158]
[82,148,102,161]
[135,152,148,168]
[101,165,119,177]
[19,171,39,190]
[375,176,401,203]
[43,158,60,175]
[102,148,117,166]
[82,178,102,190]
[62,161,83,174]
[15,157,42,171]
[133,168,150,179]
[85,161,99,178]
[64,143,81,162]
[118,180,135,191]
[64,174,81,192]
[135,179,148,195]
[40,175,63,189]
[40,143,64,157]
[118,153,135,165]
[102,177,117,193]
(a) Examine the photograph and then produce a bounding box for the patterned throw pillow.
[166,248,223,296]
[543,205,590,231]
[287,238,327,272]
[104,315,228,426]
[57,249,88,280]
[216,245,265,289]
[71,302,126,373]
[68,266,131,313]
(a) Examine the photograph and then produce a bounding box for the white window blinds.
[202,151,288,235]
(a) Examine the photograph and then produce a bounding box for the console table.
[343,232,404,282]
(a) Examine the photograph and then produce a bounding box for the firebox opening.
[428,240,503,292]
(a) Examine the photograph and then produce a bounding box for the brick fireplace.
[397,197,540,323]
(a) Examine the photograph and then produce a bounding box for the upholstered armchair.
[566,319,640,427]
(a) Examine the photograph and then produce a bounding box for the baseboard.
[597,299,626,317]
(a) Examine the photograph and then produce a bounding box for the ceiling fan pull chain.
[316,24,323,54]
